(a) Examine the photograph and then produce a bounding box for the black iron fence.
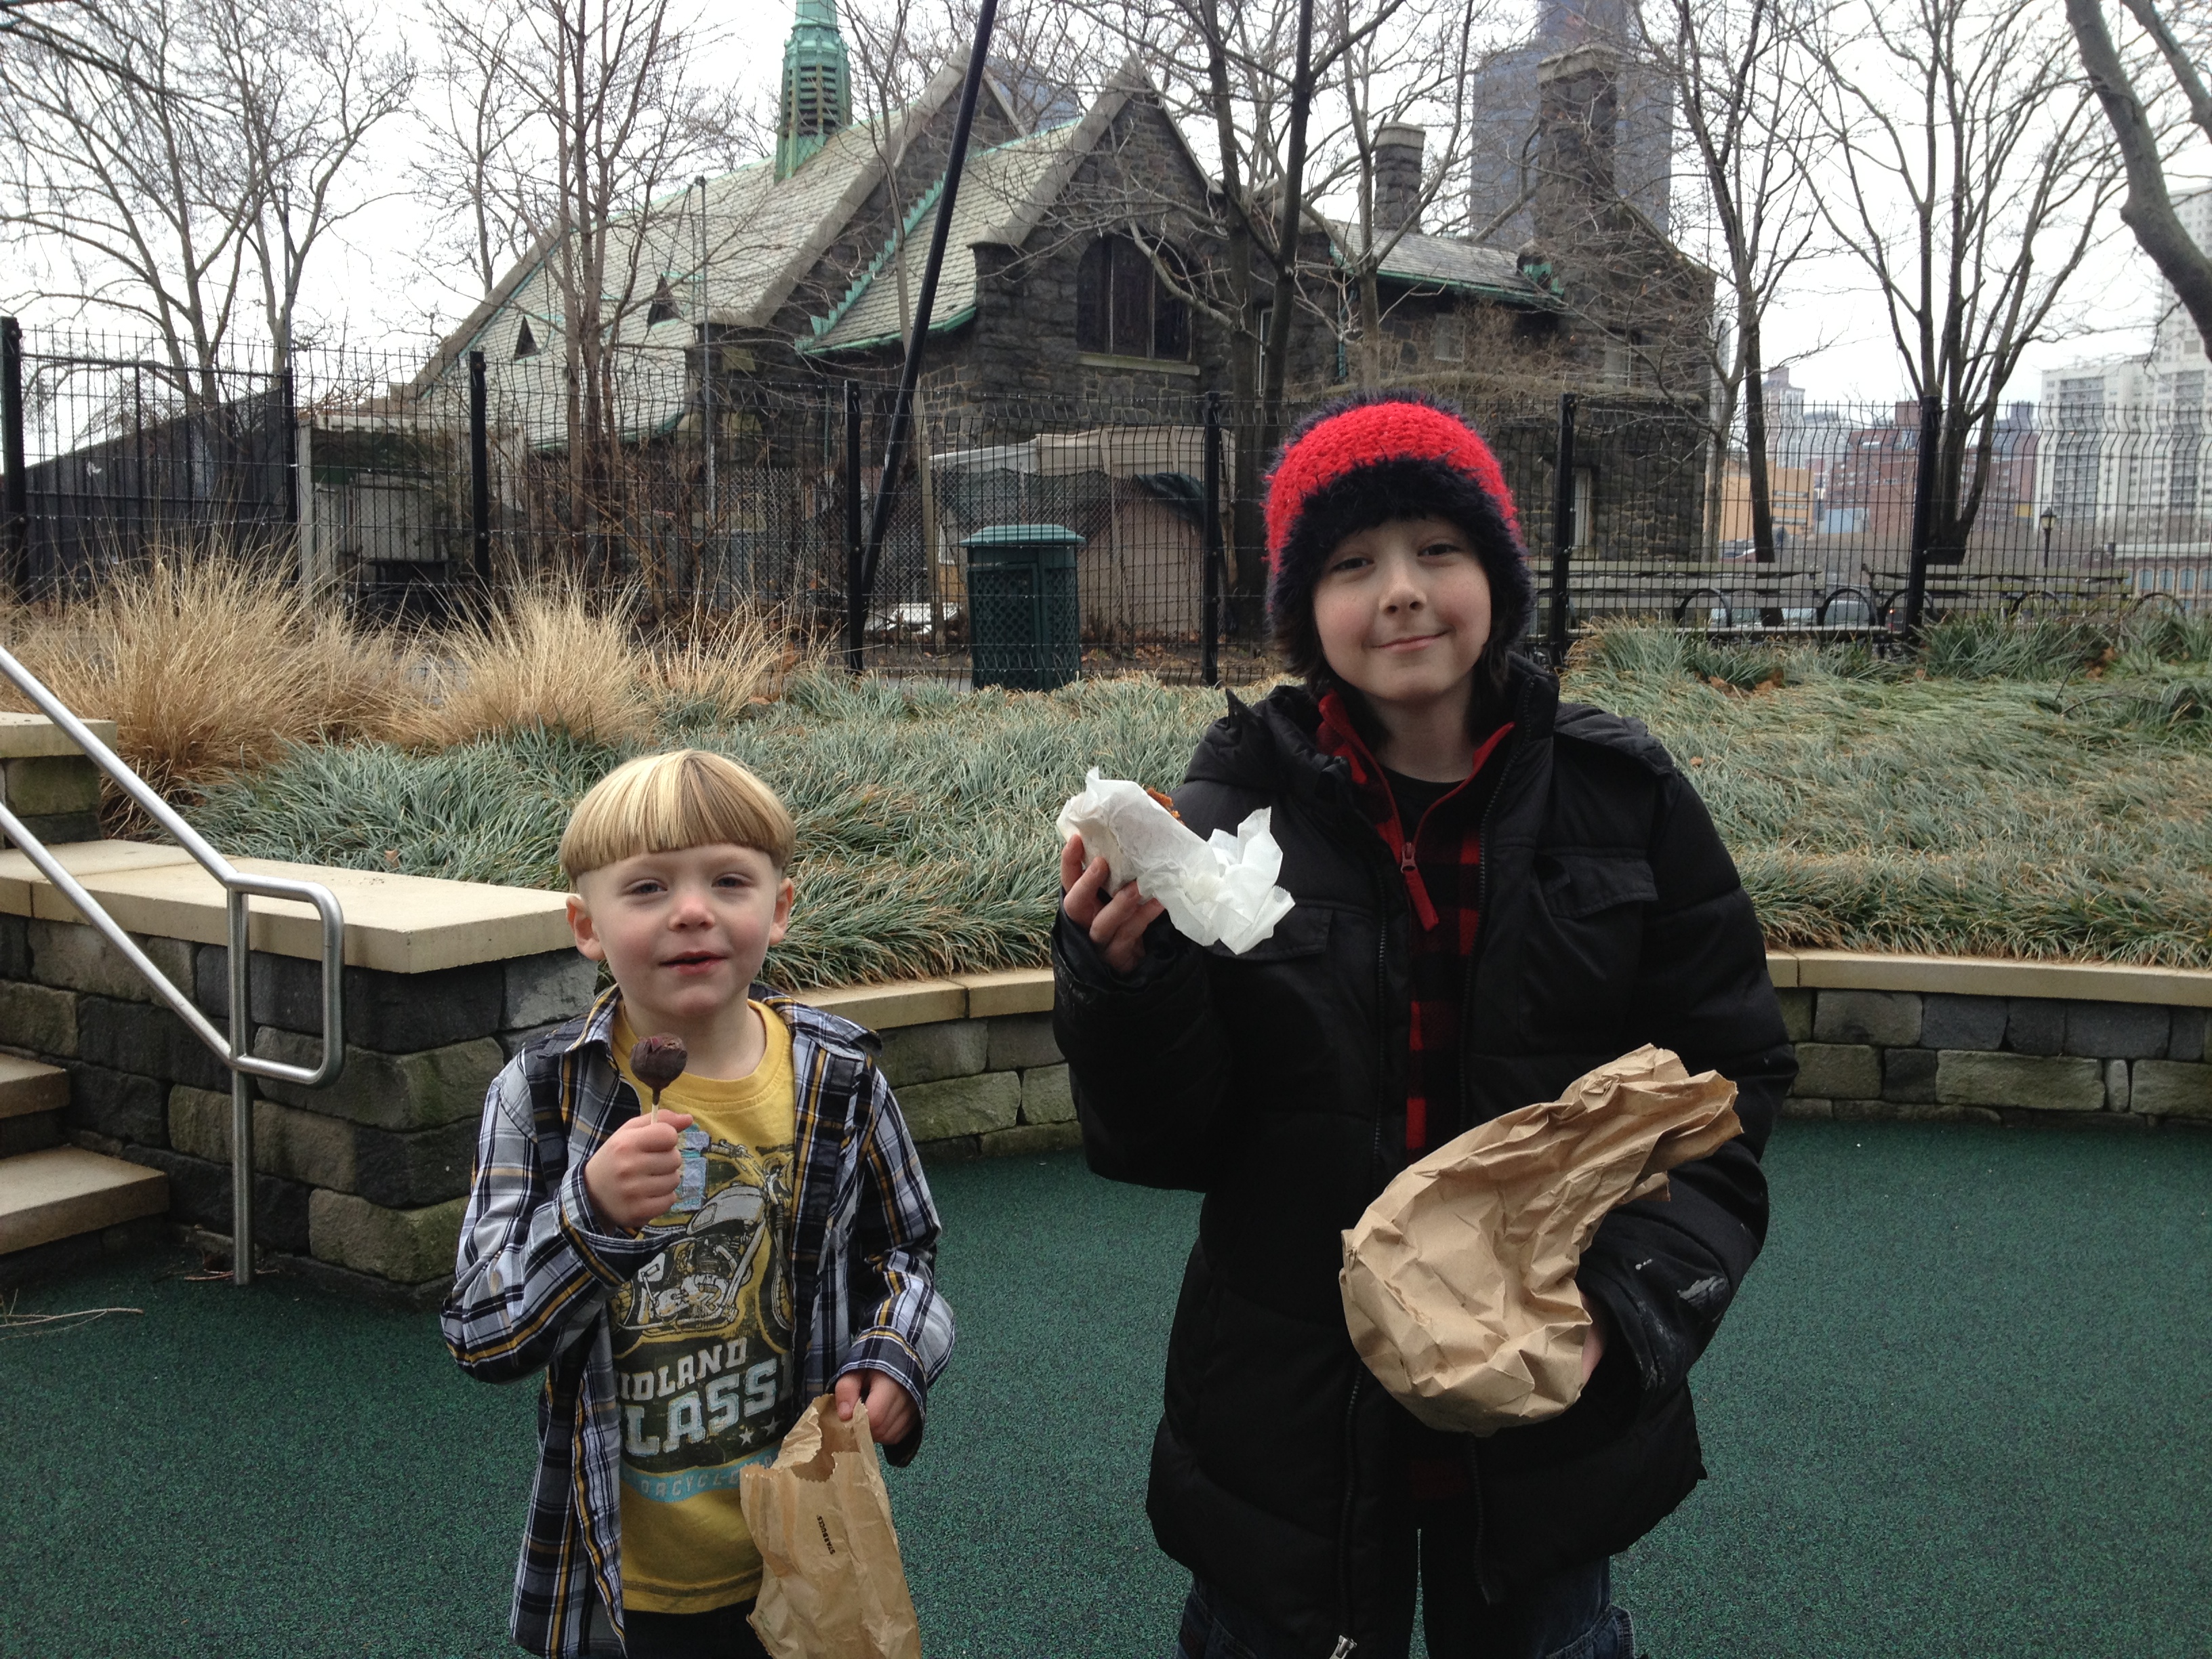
[2,321,2206,684]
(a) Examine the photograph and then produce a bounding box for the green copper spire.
[776,0,851,180]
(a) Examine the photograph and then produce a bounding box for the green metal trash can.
[962,523,1083,691]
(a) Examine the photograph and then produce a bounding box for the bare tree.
[211,0,413,370]
[1334,0,1488,390]
[1094,0,1398,620]
[2068,0,2212,355]
[0,0,410,388]
[0,0,164,89]
[415,0,733,575]
[1807,0,2122,556]
[1641,0,1823,559]
[414,6,539,301]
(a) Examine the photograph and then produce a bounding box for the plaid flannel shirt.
[441,988,955,1659]
[1317,691,1514,1156]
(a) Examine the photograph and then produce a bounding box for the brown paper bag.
[1338,1045,1740,1437]
[739,1394,923,1659]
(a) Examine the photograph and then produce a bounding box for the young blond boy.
[444,750,954,1659]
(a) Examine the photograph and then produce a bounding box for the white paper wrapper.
[1055,769,1296,954]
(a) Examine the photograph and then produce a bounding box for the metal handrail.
[0,643,344,1286]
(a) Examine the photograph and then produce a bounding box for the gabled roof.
[1326,220,1555,307]
[804,123,1082,354]
[410,64,987,395]
[804,62,1210,356]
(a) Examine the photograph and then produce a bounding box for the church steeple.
[776,0,851,180]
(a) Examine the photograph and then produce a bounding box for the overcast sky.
[266,0,2171,407]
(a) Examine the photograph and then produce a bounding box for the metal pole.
[857,0,1000,605]
[844,382,863,673]
[1903,393,1941,639]
[295,417,316,594]
[229,895,253,1286]
[469,350,491,585]
[280,368,298,539]
[1202,391,1223,688]
[1549,392,1577,663]
[697,177,715,535]
[2,318,27,600]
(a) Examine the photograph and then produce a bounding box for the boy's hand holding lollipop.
[581,1034,693,1230]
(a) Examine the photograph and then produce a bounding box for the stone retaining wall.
[13,823,2212,1303]
[1780,986,2211,1124]
[6,910,596,1290]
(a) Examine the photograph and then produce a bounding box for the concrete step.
[0,1054,68,1120]
[0,1111,60,1159]
[0,1145,167,1256]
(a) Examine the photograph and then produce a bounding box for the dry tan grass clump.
[392,585,657,750]
[388,585,805,750]
[644,604,808,718]
[0,562,810,810]
[0,556,403,809]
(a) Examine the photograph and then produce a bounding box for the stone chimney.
[1534,45,1620,247]
[1372,123,1427,235]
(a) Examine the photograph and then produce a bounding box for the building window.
[2162,567,2175,590]
[1076,237,1191,361]
[647,281,680,326]
[1434,312,1464,362]
[514,318,539,359]
[2182,568,2197,592]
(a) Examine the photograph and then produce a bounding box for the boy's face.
[1311,516,1493,712]
[567,842,792,1029]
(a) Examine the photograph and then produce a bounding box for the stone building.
[405,0,1721,609]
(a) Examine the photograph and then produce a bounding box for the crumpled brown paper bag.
[739,1394,922,1659]
[1338,1045,1740,1437]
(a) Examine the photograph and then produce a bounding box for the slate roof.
[409,66,970,422]
[1326,220,1555,306]
[804,123,1082,354]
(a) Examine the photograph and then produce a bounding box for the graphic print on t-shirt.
[611,1133,797,1500]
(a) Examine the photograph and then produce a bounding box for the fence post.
[295,412,317,594]
[844,382,863,674]
[280,368,298,535]
[1548,392,1577,664]
[1,318,26,600]
[1202,390,1223,688]
[468,350,491,586]
[1903,393,1941,639]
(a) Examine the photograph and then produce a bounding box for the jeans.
[1173,1559,1635,1659]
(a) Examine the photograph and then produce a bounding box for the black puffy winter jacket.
[1052,657,1796,1658]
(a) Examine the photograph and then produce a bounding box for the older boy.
[444,749,954,1659]
[1057,394,1793,1658]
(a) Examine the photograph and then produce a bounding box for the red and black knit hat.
[1264,392,1534,668]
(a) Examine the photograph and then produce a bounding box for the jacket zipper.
[1453,677,1533,1599]
[1309,781,1399,1657]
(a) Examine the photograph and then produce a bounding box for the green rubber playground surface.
[4,1120,2209,1658]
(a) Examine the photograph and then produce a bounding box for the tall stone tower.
[1465,0,1672,247]
[775,0,851,181]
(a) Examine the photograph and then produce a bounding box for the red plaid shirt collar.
[1315,691,1513,929]
[1317,691,1513,1160]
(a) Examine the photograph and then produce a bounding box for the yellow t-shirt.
[609,1002,799,1614]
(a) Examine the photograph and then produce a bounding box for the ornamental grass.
[190,611,2212,988]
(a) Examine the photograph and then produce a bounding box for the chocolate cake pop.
[630,1033,689,1118]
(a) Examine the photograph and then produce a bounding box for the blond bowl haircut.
[558,750,796,886]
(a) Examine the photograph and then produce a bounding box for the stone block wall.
[878,1010,1078,1160]
[0,714,115,847]
[1,909,596,1300]
[1780,985,2212,1125]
